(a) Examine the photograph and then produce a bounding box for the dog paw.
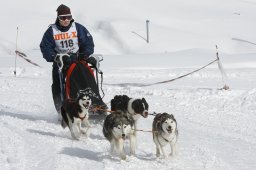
[169,153,177,159]
[71,133,80,140]
[80,129,86,134]
[163,155,168,159]
[70,126,80,139]
[130,151,136,156]
[120,154,127,160]
[58,113,62,122]
[124,155,134,162]
[61,120,67,129]
[81,128,90,137]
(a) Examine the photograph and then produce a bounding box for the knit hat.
[56,4,71,16]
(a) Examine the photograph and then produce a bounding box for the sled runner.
[56,53,107,119]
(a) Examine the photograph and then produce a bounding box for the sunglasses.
[58,15,72,21]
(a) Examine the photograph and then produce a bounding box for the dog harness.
[155,130,177,146]
[78,115,86,121]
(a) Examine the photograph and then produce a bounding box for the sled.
[56,53,107,120]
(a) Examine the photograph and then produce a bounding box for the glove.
[62,55,71,65]
[86,57,97,67]
[68,53,78,62]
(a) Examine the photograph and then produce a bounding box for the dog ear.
[156,115,163,130]
[155,113,161,120]
[142,97,148,104]
[170,114,176,122]
[76,92,80,99]
[142,98,149,109]
[142,98,146,102]
[161,114,166,122]
[106,113,116,128]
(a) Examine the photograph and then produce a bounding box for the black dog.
[111,95,149,119]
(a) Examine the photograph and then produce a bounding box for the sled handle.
[89,54,103,62]
[89,54,103,73]
[55,53,70,71]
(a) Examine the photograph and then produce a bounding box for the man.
[40,4,106,118]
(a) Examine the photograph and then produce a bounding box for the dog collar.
[159,130,176,143]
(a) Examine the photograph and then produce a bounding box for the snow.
[1,0,256,169]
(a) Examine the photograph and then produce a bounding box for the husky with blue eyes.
[103,111,135,160]
[152,112,178,158]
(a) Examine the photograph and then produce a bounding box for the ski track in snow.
[1,66,256,170]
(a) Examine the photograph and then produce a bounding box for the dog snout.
[86,101,90,104]
[142,111,148,118]
[167,126,172,133]
[122,134,126,139]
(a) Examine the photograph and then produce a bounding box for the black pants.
[51,62,64,114]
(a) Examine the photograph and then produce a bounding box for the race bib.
[52,23,79,54]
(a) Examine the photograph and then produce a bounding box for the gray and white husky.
[152,112,178,158]
[103,111,135,160]
[61,93,91,139]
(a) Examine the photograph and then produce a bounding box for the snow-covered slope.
[1,63,256,170]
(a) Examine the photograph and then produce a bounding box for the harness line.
[132,128,157,133]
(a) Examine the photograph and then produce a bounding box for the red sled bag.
[65,61,105,109]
